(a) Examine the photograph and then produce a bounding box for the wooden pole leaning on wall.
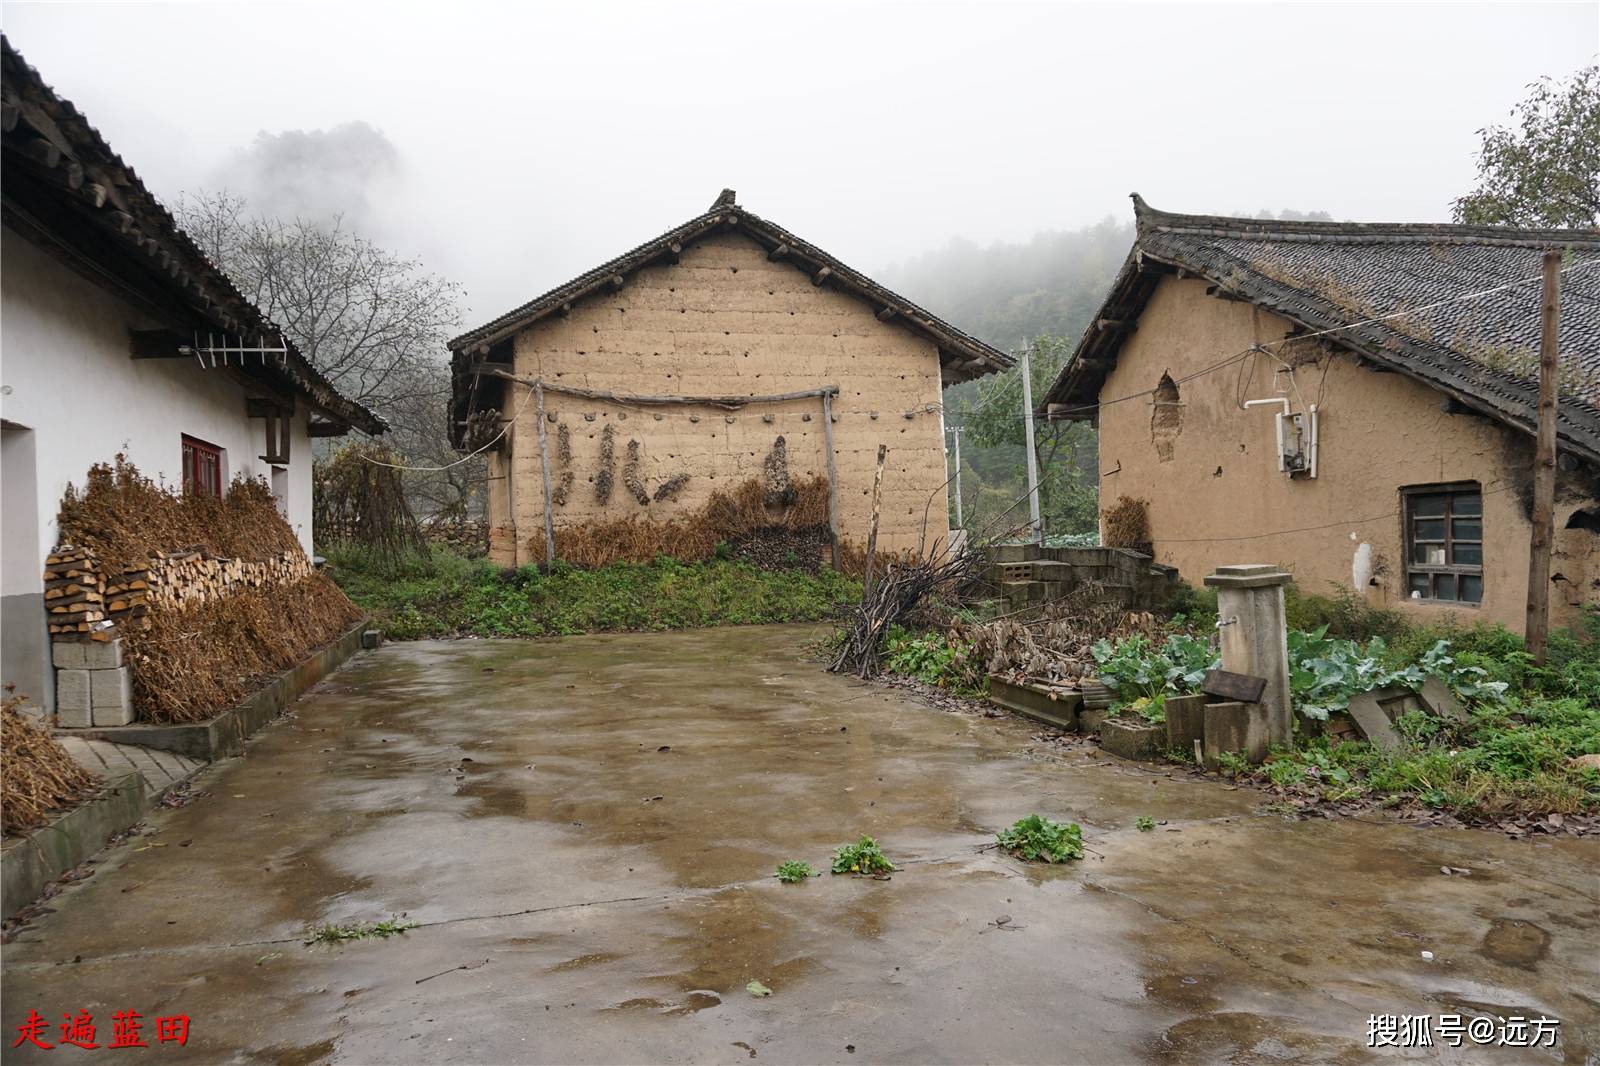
[862,444,888,598]
[1525,249,1561,665]
[534,382,557,567]
[822,391,841,570]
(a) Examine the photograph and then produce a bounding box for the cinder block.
[81,638,124,670]
[56,669,92,727]
[52,641,87,670]
[1165,694,1207,753]
[1204,700,1270,768]
[1099,716,1166,761]
[90,667,134,726]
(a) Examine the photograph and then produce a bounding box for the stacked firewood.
[44,545,109,639]
[105,563,153,631]
[143,547,312,611]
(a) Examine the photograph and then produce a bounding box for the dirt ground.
[3,625,1596,1064]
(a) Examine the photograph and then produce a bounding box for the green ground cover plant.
[305,917,417,944]
[1135,816,1155,832]
[774,860,816,883]
[1214,612,1600,818]
[996,814,1084,863]
[831,836,896,875]
[325,545,859,639]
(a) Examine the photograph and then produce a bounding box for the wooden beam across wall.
[128,329,189,359]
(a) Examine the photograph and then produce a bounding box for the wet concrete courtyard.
[4,625,1597,1064]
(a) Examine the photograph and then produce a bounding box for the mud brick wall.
[489,229,950,568]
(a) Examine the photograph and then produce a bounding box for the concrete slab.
[3,625,1597,1064]
[1346,689,1405,750]
[1,773,147,922]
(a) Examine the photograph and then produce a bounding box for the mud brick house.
[1042,197,1599,631]
[0,38,383,711]
[449,190,1012,568]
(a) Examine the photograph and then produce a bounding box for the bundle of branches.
[2,692,98,835]
[58,455,300,575]
[829,547,986,678]
[125,574,361,722]
[314,441,425,560]
[956,585,1169,685]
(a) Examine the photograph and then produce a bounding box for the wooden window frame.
[181,435,224,498]
[1401,482,1483,606]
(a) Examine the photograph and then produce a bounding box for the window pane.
[1453,543,1483,566]
[1433,574,1457,601]
[1408,573,1430,598]
[1452,517,1482,541]
[1414,518,1445,541]
[1453,493,1482,516]
[1413,494,1448,517]
[1414,543,1447,565]
[1460,575,1483,603]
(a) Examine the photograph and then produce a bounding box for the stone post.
[1203,564,1292,750]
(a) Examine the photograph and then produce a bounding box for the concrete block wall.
[51,638,133,727]
[491,230,950,567]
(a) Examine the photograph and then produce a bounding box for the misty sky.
[3,1,1595,333]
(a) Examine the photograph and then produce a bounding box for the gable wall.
[493,229,949,566]
[1094,274,1596,630]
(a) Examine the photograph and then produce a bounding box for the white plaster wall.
[0,226,318,573]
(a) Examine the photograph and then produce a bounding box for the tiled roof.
[1043,196,1600,463]
[1,36,385,435]
[448,190,1014,445]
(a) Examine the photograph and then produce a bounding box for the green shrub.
[774,860,816,884]
[831,836,896,875]
[996,814,1084,863]
[1283,584,1410,643]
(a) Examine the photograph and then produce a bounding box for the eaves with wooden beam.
[1039,194,1600,467]
[1,35,386,438]
[447,189,1013,447]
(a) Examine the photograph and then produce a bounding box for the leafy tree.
[1453,65,1600,228]
[947,335,1097,538]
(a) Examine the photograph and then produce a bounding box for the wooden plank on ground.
[1201,669,1267,705]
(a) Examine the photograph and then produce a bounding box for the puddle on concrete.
[1154,1011,1363,1064]
[1143,972,1222,1012]
[1479,916,1552,970]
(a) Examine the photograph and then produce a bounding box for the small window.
[182,435,224,497]
[1403,483,1482,604]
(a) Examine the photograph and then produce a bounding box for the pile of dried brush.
[58,455,300,575]
[314,441,425,560]
[125,574,361,723]
[956,586,1170,685]
[530,474,831,568]
[2,692,98,835]
[1102,495,1150,550]
[829,546,986,678]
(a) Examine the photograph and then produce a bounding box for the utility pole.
[1525,249,1561,665]
[1019,346,1043,544]
[948,426,964,529]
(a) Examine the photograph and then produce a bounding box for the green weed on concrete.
[325,545,860,639]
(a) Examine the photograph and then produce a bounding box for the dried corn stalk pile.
[2,693,98,835]
[126,574,360,723]
[530,474,831,568]
[55,455,363,723]
[58,455,298,575]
